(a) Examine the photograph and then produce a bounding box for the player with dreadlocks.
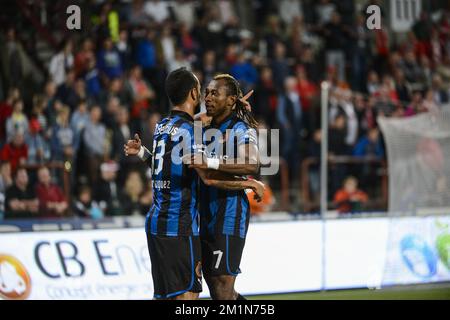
[124,69,265,300]
[189,74,261,300]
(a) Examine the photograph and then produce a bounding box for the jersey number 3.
[152,140,165,175]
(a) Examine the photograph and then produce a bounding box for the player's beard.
[210,105,230,123]
[205,106,213,117]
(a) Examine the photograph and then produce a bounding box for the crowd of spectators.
[1,0,450,218]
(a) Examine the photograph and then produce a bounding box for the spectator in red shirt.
[373,26,390,75]
[412,11,433,57]
[334,176,368,214]
[74,38,95,77]
[380,75,399,103]
[35,166,68,218]
[126,65,155,120]
[0,132,28,173]
[295,65,317,112]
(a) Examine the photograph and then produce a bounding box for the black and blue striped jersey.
[199,114,258,239]
[145,110,200,237]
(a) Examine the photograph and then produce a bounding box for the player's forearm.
[217,145,260,175]
[137,146,153,168]
[205,178,254,191]
[195,167,251,191]
[208,142,260,175]
[216,162,260,175]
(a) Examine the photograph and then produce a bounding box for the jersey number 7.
[213,250,223,269]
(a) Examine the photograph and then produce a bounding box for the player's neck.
[172,104,195,119]
[212,111,233,125]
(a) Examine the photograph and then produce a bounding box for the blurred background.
[1,0,449,220]
[0,0,449,300]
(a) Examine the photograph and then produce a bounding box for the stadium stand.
[0,0,450,219]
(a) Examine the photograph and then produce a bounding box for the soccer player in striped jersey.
[189,74,261,300]
[124,68,265,300]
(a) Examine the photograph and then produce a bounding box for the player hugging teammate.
[124,68,264,300]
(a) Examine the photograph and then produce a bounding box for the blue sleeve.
[233,122,257,146]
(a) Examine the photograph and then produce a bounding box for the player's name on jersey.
[152,180,171,190]
[154,123,179,136]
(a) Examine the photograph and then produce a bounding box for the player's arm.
[221,143,260,175]
[191,90,259,175]
[190,143,260,175]
[124,134,153,168]
[194,167,265,202]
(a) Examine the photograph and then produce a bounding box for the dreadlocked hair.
[213,74,258,129]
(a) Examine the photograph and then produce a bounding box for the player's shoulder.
[170,118,196,143]
[230,118,258,145]
[231,118,251,130]
[172,113,193,124]
[158,116,171,125]
[177,119,195,133]
[154,116,193,138]
[167,114,194,132]
[153,117,169,134]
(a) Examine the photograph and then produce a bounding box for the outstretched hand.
[124,133,142,156]
[239,90,254,112]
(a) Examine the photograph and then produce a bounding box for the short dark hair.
[165,67,198,106]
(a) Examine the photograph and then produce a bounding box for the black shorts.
[146,234,202,299]
[201,234,246,277]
